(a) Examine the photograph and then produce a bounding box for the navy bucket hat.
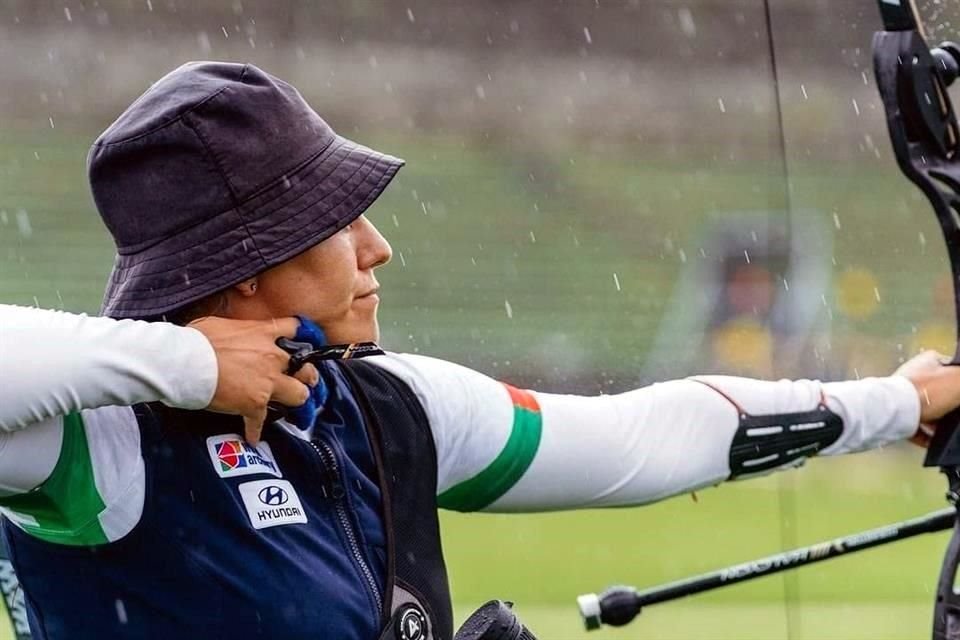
[89,61,404,320]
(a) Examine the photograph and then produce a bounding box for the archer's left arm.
[368,353,919,513]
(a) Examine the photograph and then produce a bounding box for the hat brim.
[100,135,404,320]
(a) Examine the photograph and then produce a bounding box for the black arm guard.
[728,405,843,479]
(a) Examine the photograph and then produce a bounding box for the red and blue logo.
[206,435,281,479]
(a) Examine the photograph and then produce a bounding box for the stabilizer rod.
[577,508,955,631]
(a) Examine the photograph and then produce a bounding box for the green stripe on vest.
[437,405,542,512]
[0,413,108,545]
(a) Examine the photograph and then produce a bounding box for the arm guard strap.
[729,405,843,479]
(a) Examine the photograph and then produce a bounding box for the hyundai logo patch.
[396,604,427,640]
[238,480,307,530]
[258,485,288,506]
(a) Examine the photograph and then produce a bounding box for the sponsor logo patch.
[239,480,307,530]
[206,434,281,479]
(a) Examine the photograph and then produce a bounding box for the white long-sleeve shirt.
[0,304,920,541]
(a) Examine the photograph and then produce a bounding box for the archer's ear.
[232,279,259,298]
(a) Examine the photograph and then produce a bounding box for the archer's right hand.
[188,316,319,444]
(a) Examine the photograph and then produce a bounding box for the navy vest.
[3,360,452,640]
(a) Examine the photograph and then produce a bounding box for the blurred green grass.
[0,129,954,639]
[443,448,948,639]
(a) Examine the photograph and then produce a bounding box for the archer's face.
[225,215,392,343]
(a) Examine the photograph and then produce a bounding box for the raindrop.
[800,84,808,100]
[64,7,72,22]
[612,273,621,291]
[16,209,32,238]
[832,212,841,229]
[48,116,55,129]
[221,26,230,39]
[398,252,406,267]
[504,300,513,319]
[873,287,881,302]
[678,8,696,38]
[717,98,726,113]
[146,0,153,10]
[919,231,927,250]
[475,85,486,100]
[197,31,212,53]
[406,8,416,23]
[115,599,128,624]
[678,248,687,263]
[851,98,861,116]
[782,278,789,291]
[583,27,593,44]
[743,249,750,264]
[392,214,400,228]
[529,231,536,243]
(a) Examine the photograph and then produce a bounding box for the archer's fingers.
[293,363,320,388]
[271,376,311,408]
[269,316,302,340]
[244,408,268,445]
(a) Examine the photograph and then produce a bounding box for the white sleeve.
[368,352,920,513]
[0,304,218,431]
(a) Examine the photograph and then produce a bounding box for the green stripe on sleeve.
[438,394,542,512]
[0,413,109,546]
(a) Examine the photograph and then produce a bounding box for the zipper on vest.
[309,438,383,615]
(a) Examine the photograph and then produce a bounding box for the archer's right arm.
[0,305,311,544]
[0,304,217,431]
[0,305,311,437]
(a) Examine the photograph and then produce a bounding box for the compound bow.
[874,1,960,638]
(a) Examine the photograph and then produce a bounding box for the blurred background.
[1,0,958,638]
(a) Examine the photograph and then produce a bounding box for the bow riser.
[873,29,960,463]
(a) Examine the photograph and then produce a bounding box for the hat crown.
[88,61,335,251]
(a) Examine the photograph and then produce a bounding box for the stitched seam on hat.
[114,147,371,261]
[259,155,378,239]
[112,158,373,276]
[180,114,267,266]
[264,157,402,266]
[109,156,398,280]
[108,259,264,315]
[238,135,342,206]
[92,85,234,147]
[241,143,369,225]
[106,161,400,316]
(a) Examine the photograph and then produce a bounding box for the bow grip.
[926,362,960,467]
